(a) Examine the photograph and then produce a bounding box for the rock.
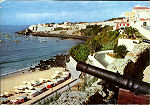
[50,91,88,105]
[84,91,107,104]
[125,43,150,63]
[107,59,129,74]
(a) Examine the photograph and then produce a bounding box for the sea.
[0,25,82,76]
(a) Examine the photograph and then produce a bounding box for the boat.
[13,40,21,42]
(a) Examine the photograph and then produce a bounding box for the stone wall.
[107,43,150,80]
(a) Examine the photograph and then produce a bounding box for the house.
[125,7,150,26]
[113,21,130,30]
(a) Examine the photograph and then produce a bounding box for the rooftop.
[133,7,150,10]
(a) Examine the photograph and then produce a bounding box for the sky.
[0,1,150,25]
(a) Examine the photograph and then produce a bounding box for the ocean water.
[0,25,82,76]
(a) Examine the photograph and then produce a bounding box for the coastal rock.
[49,91,88,105]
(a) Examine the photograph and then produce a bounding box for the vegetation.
[69,26,120,62]
[124,26,138,38]
[78,22,88,23]
[54,27,68,31]
[114,45,128,58]
[87,77,98,87]
[39,92,61,105]
[80,77,98,91]
[81,25,103,36]
[69,44,90,62]
[107,17,124,21]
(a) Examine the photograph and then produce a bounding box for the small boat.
[43,40,47,42]
[25,38,30,40]
[13,40,21,42]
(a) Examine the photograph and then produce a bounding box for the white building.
[126,7,150,27]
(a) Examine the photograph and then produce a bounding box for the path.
[94,53,110,68]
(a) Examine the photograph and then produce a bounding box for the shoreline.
[16,30,91,40]
[0,67,66,93]
[0,67,31,79]
[30,33,91,40]
[0,54,69,78]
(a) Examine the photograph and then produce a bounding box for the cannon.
[76,61,150,94]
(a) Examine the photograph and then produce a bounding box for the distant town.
[26,7,150,40]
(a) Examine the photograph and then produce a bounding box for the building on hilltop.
[113,21,130,30]
[125,7,150,26]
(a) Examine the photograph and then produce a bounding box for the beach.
[0,67,65,93]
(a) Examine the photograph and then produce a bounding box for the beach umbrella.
[28,86,33,89]
[0,93,4,97]
[55,71,59,74]
[15,89,19,93]
[1,98,7,102]
[31,80,35,83]
[22,85,27,88]
[18,85,24,90]
[35,81,40,84]
[4,92,8,95]
[25,89,30,93]
[14,86,18,89]
[27,82,31,85]
[18,87,23,90]
[39,78,44,82]
[22,81,27,84]
[51,75,56,79]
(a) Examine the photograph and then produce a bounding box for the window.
[143,22,147,26]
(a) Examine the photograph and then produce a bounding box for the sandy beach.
[0,67,65,93]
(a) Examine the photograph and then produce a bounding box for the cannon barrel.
[76,61,150,94]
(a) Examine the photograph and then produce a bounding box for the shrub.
[124,27,138,38]
[54,27,65,31]
[82,25,103,36]
[69,26,119,62]
[114,45,128,58]
[69,44,90,62]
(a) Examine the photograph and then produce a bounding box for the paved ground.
[143,26,150,31]
[95,53,109,68]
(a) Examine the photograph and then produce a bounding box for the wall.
[86,50,116,69]
[118,38,140,51]
[131,23,150,40]
[66,56,81,79]
[107,43,150,80]
[87,54,106,69]
[36,26,54,32]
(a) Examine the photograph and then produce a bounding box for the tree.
[124,27,138,38]
[114,45,128,58]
